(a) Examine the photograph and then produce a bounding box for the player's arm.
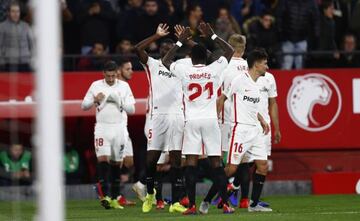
[162,27,191,70]
[257,113,270,135]
[81,85,104,110]
[121,84,136,115]
[217,94,227,117]
[174,24,215,62]
[134,23,169,64]
[198,22,234,62]
[269,97,281,144]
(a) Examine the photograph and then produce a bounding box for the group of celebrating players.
[82,21,281,215]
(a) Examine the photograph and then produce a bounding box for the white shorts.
[157,151,169,164]
[147,114,184,152]
[227,124,267,165]
[182,119,221,156]
[123,129,133,158]
[94,123,126,162]
[221,122,231,152]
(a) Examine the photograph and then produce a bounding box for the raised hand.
[178,27,192,43]
[198,22,215,37]
[156,23,170,37]
[174,24,185,39]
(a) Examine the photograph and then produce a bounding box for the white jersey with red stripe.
[221,57,248,124]
[224,72,261,126]
[256,72,278,124]
[170,56,229,120]
[141,57,184,115]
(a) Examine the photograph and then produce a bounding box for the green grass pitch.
[1,195,360,221]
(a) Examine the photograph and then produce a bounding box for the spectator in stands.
[214,18,235,42]
[131,0,168,51]
[116,0,144,43]
[0,143,32,186]
[0,1,33,72]
[181,3,203,40]
[217,6,241,34]
[247,11,279,68]
[115,38,134,55]
[276,0,320,70]
[230,0,265,26]
[316,0,339,67]
[77,0,116,54]
[77,42,108,71]
[337,33,360,67]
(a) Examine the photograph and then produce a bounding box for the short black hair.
[103,60,118,72]
[247,48,268,68]
[118,57,132,67]
[191,44,207,62]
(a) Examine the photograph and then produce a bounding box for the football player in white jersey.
[220,48,273,212]
[114,59,136,206]
[235,71,281,208]
[81,61,135,209]
[134,24,187,213]
[201,34,249,209]
[162,22,235,215]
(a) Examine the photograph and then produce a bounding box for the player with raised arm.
[134,23,187,214]
[201,34,249,209]
[162,22,235,215]
[218,48,273,212]
[81,61,135,209]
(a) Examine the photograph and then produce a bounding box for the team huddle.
[82,22,281,215]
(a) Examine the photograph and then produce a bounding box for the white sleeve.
[170,62,185,78]
[224,79,234,100]
[209,56,229,78]
[122,83,136,115]
[268,74,278,98]
[81,83,95,110]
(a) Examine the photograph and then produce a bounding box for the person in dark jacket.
[78,0,116,54]
[337,33,360,68]
[247,11,279,68]
[276,0,320,69]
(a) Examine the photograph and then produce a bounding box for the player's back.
[222,57,248,124]
[171,56,229,120]
[142,57,183,115]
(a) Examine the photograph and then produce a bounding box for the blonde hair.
[228,34,246,54]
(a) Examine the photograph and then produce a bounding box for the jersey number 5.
[188,82,213,101]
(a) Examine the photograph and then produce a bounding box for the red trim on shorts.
[233,94,237,122]
[220,82,224,124]
[144,64,154,116]
[228,123,238,164]
[201,142,205,155]
[228,94,238,164]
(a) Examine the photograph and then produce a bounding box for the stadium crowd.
[1,0,360,72]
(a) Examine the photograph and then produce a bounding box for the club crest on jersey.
[159,70,175,78]
[260,86,269,93]
[243,95,260,104]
